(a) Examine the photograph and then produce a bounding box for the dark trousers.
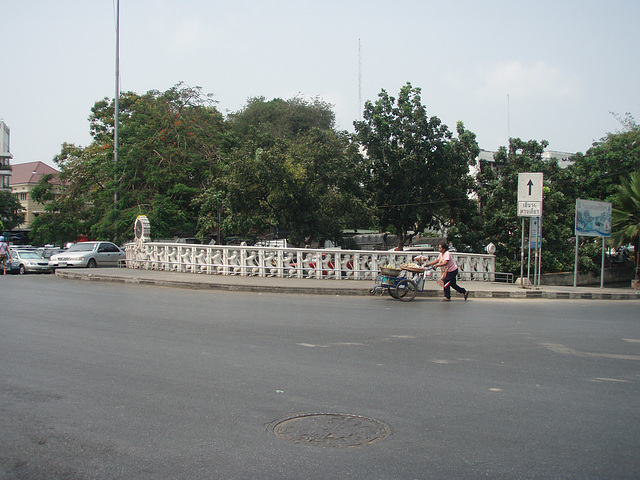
[443,268,466,299]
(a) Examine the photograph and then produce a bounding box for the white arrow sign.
[518,172,543,217]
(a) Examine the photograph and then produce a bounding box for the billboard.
[575,199,611,237]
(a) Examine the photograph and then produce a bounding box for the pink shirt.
[437,251,458,273]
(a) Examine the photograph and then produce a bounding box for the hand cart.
[369,265,434,302]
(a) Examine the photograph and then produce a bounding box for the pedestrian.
[0,236,8,275]
[422,242,469,301]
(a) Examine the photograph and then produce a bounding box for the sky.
[3,0,639,168]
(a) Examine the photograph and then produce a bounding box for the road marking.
[589,378,631,383]
[540,343,640,361]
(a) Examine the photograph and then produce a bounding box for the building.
[0,121,12,191]
[476,148,575,174]
[9,161,61,230]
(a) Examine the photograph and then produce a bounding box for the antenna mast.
[507,93,511,144]
[358,39,362,120]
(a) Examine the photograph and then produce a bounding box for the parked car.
[48,241,125,269]
[4,255,21,274]
[36,246,66,259]
[9,249,52,274]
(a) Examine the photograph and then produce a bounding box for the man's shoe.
[464,291,469,301]
[442,298,451,302]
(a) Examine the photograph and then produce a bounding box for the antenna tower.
[358,39,362,120]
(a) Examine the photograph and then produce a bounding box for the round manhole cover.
[270,413,391,448]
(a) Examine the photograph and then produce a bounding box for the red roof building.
[9,161,61,229]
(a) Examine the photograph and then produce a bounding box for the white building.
[0,121,12,191]
[475,148,574,173]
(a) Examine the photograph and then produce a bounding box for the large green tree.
[569,129,640,203]
[472,138,576,275]
[196,96,369,246]
[32,84,226,245]
[354,82,477,250]
[29,170,82,246]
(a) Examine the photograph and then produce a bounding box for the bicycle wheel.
[395,279,417,302]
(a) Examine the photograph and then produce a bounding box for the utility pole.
[114,0,120,205]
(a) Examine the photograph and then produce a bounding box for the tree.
[0,190,24,232]
[354,82,477,250]
[471,138,576,275]
[29,171,82,246]
[569,129,640,203]
[226,96,335,146]
[196,96,369,246]
[33,84,226,244]
[611,170,640,279]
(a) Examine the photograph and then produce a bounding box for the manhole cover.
[270,413,391,448]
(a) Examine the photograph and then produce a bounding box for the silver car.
[9,249,52,274]
[49,241,125,269]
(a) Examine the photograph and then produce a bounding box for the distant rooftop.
[477,149,575,168]
[9,161,60,185]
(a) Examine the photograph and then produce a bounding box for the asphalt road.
[1,275,639,479]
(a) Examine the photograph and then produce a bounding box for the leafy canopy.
[354,82,478,249]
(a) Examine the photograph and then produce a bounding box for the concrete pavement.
[54,267,640,300]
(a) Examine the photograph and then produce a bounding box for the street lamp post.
[114,0,120,205]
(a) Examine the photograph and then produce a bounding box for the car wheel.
[19,264,26,275]
[88,259,97,268]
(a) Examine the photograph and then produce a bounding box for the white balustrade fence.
[124,242,498,282]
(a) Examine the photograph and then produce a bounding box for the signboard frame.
[575,199,612,237]
[573,199,612,288]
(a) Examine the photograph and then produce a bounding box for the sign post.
[517,173,543,287]
[529,216,541,285]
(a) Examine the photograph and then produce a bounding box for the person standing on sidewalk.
[423,242,469,301]
[0,236,8,275]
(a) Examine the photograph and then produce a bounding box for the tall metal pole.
[519,217,525,287]
[537,216,543,288]
[600,237,606,288]
[573,235,579,287]
[114,0,120,205]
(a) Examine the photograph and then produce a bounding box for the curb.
[54,270,640,300]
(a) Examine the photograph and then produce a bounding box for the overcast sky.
[3,0,639,167]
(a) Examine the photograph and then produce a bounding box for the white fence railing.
[124,242,497,282]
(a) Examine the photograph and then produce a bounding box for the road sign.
[530,217,541,248]
[518,172,543,217]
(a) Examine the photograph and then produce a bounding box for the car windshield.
[17,251,43,259]
[67,243,97,252]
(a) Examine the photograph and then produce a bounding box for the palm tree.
[612,171,640,281]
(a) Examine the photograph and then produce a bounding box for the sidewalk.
[54,267,640,300]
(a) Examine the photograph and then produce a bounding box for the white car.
[9,249,52,274]
[49,241,125,269]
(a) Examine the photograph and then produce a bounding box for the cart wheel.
[395,279,417,302]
